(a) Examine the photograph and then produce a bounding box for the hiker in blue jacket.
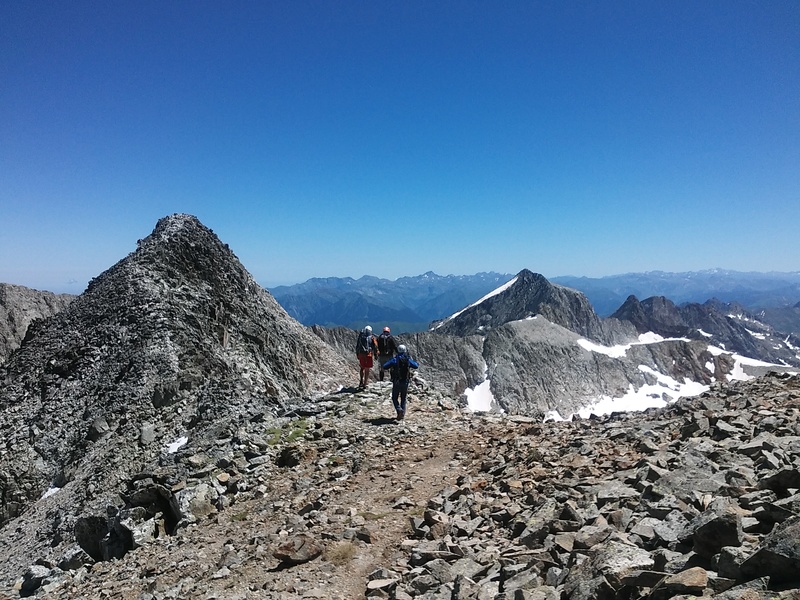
[381,344,419,420]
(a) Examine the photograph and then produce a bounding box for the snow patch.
[697,329,713,338]
[41,487,60,500]
[577,332,689,359]
[638,332,665,344]
[547,364,710,421]
[465,379,495,412]
[166,436,188,454]
[577,338,629,358]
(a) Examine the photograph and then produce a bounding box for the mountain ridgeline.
[270,272,513,333]
[1,214,800,597]
[0,215,355,582]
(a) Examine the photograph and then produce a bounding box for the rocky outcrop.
[0,214,355,576]
[402,331,487,395]
[0,283,73,364]
[612,295,800,367]
[478,317,735,417]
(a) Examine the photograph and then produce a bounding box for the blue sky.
[2,2,798,293]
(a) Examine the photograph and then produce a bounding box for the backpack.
[377,332,394,355]
[391,354,410,382]
[356,332,373,355]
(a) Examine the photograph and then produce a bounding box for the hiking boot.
[397,410,405,420]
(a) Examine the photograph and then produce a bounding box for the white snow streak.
[576,333,689,359]
[166,436,188,454]
[551,335,791,421]
[433,276,518,329]
[41,487,60,500]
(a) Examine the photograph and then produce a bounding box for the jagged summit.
[0,214,355,562]
[431,269,629,344]
[612,294,800,367]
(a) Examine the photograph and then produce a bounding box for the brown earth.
[33,382,485,599]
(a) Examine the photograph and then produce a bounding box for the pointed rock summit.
[0,213,354,529]
[432,269,627,343]
[612,294,800,367]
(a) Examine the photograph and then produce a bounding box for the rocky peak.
[612,293,800,367]
[611,295,688,338]
[0,214,356,556]
[431,269,625,344]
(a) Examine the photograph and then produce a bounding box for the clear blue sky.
[2,1,798,293]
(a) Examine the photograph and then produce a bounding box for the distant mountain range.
[2,214,798,595]
[552,269,800,316]
[269,269,800,334]
[269,271,512,333]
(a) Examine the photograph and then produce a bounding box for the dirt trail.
[45,387,482,599]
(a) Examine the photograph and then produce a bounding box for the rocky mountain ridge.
[430,270,633,346]
[2,214,800,598]
[0,283,74,365]
[0,214,355,589]
[612,295,800,368]
[414,268,799,418]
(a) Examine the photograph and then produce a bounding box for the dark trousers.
[391,379,410,413]
[378,354,392,380]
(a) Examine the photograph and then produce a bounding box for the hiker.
[355,325,378,389]
[377,326,398,381]
[381,344,419,420]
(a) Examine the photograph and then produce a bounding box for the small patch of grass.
[230,510,249,522]
[264,418,308,444]
[265,427,282,445]
[359,511,391,521]
[324,541,357,566]
[285,418,308,443]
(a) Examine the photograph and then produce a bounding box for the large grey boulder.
[740,516,800,583]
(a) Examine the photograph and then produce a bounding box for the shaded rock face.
[0,214,355,538]
[402,331,486,395]
[432,269,634,344]
[613,295,800,367]
[0,284,73,364]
